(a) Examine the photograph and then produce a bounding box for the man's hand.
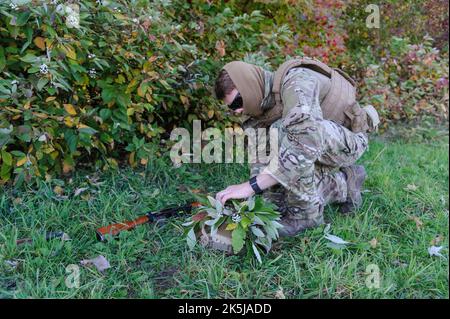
[216,182,255,205]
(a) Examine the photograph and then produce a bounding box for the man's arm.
[215,173,278,204]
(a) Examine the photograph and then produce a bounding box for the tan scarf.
[223,61,280,127]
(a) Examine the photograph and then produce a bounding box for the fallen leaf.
[408,216,424,229]
[74,187,88,197]
[405,184,418,191]
[369,238,378,248]
[53,185,64,195]
[80,255,111,272]
[428,246,446,258]
[275,287,286,299]
[324,234,350,245]
[431,235,444,246]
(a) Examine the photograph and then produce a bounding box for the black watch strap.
[249,176,263,195]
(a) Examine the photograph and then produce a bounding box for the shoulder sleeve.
[280,67,323,126]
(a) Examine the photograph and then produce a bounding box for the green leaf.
[231,225,246,254]
[250,226,265,237]
[20,53,37,63]
[0,46,5,71]
[1,150,12,166]
[37,77,49,91]
[247,196,255,211]
[240,216,252,229]
[252,243,262,264]
[207,195,217,208]
[13,12,31,26]
[186,227,197,250]
[99,108,112,120]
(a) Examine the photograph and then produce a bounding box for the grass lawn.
[0,125,448,299]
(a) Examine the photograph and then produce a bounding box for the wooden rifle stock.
[96,202,201,241]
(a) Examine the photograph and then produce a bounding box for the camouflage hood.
[223,61,275,118]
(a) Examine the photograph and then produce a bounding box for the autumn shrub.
[355,36,449,127]
[0,0,448,185]
[0,0,294,185]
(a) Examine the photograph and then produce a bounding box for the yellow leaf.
[61,45,76,60]
[129,151,136,166]
[34,37,46,50]
[16,157,27,167]
[32,112,48,119]
[46,96,56,102]
[64,116,75,127]
[225,223,237,231]
[53,185,64,195]
[64,103,77,115]
[180,95,189,106]
[207,110,214,119]
[140,158,148,165]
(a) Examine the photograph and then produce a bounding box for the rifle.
[96,202,201,241]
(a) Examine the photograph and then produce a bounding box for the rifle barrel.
[96,202,201,241]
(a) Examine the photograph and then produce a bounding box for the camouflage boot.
[278,197,325,237]
[339,165,367,214]
[278,214,320,237]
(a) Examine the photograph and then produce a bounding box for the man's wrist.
[249,176,263,194]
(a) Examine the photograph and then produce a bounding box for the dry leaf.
[275,287,286,299]
[408,216,423,229]
[215,40,226,57]
[33,37,46,50]
[428,246,445,258]
[63,103,77,116]
[74,187,88,197]
[324,234,350,245]
[80,255,111,272]
[369,238,378,248]
[431,235,444,246]
[53,185,64,195]
[405,184,418,191]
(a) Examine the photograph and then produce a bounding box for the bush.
[0,0,448,185]
[355,36,449,126]
[0,0,294,186]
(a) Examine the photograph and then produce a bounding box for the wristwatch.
[249,176,263,195]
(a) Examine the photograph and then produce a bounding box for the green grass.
[0,127,448,299]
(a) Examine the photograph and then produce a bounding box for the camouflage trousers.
[251,119,369,230]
